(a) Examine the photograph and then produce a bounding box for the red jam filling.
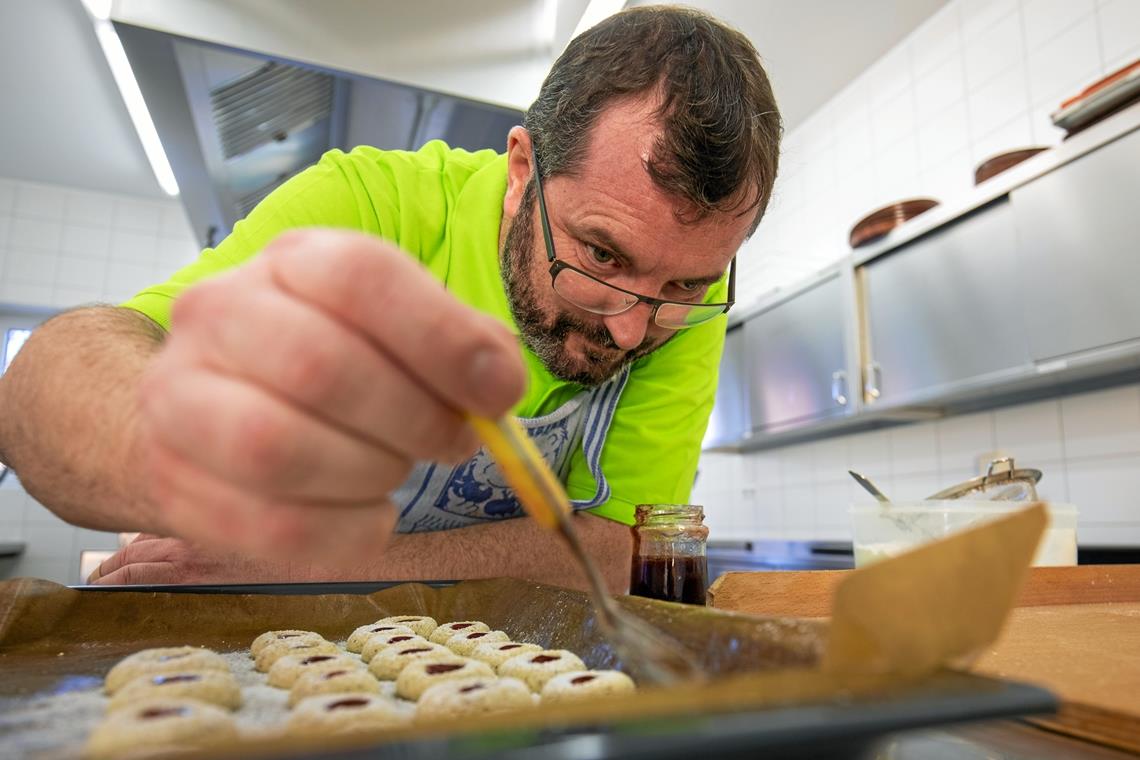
[571,675,598,685]
[531,655,560,664]
[140,707,188,719]
[399,648,433,655]
[301,655,336,665]
[425,663,465,675]
[322,670,350,680]
[459,684,486,694]
[327,698,369,711]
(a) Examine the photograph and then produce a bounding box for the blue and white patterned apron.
[392,366,631,533]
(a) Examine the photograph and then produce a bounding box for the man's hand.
[138,229,525,561]
[88,534,294,585]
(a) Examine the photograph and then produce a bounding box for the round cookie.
[471,641,543,669]
[251,630,324,657]
[445,629,510,657]
[288,693,410,736]
[415,677,535,722]
[108,670,241,712]
[255,638,339,673]
[104,647,229,695]
[346,623,414,654]
[395,657,495,701]
[361,632,428,663]
[429,621,490,645]
[268,652,363,689]
[289,667,381,708]
[498,650,587,692]
[540,670,636,704]
[85,698,239,760]
[375,615,438,639]
[368,641,454,680]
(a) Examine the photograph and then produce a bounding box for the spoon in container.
[848,470,890,503]
[469,414,700,686]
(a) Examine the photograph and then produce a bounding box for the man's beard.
[500,183,669,387]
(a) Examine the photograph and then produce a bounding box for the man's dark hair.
[524,5,782,234]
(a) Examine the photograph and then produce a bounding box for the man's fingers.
[264,229,526,418]
[94,562,179,586]
[174,273,479,463]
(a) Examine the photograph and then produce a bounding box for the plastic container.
[851,501,1078,568]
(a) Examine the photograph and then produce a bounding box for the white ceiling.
[0,0,948,200]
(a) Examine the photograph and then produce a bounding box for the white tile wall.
[0,175,200,584]
[737,0,1140,307]
[0,175,198,313]
[695,382,1140,546]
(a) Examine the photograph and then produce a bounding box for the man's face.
[500,96,752,387]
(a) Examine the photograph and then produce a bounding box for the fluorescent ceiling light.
[81,4,180,196]
[571,0,626,40]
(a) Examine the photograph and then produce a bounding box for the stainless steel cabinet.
[1010,128,1140,362]
[860,199,1031,407]
[703,324,749,448]
[743,272,852,433]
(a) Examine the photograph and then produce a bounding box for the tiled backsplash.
[695,383,1140,546]
[0,175,200,584]
[734,0,1140,310]
[0,175,199,309]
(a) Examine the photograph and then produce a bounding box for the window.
[3,329,31,374]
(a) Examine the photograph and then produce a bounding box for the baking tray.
[0,578,1057,760]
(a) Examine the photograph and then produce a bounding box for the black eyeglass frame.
[529,143,736,329]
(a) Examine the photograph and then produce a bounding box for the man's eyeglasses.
[531,145,735,330]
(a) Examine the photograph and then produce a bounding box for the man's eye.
[586,244,614,264]
[677,280,702,292]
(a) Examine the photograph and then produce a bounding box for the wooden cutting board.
[708,565,1140,753]
[973,602,1140,754]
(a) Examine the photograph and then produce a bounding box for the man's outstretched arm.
[91,512,633,594]
[0,306,166,532]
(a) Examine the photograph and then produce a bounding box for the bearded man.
[0,6,781,590]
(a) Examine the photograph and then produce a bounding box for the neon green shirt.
[122,141,726,525]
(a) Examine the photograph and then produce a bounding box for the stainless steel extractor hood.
[116,23,523,249]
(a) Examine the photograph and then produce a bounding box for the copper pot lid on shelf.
[848,198,939,249]
[974,147,1048,185]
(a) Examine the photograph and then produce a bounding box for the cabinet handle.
[831,370,849,406]
[865,362,883,401]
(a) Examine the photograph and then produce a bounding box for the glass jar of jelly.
[628,503,708,605]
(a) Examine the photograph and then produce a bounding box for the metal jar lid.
[926,457,1042,501]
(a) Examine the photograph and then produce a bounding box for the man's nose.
[602,305,653,350]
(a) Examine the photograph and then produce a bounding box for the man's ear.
[503,126,534,220]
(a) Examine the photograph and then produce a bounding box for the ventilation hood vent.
[211,62,334,160]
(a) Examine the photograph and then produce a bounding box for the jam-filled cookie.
[287,693,410,736]
[445,629,510,657]
[85,698,238,760]
[395,657,495,701]
[104,647,229,695]
[255,637,339,672]
[251,630,324,657]
[346,623,415,654]
[108,670,241,712]
[540,670,636,704]
[374,615,438,639]
[360,632,428,664]
[368,641,454,680]
[268,652,363,689]
[428,621,490,645]
[415,677,535,722]
[288,667,381,708]
[498,650,587,691]
[470,641,543,669]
